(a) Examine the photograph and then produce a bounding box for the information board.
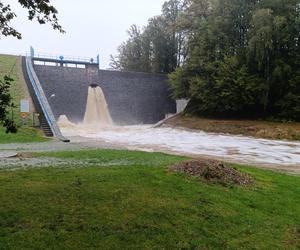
[20,99,30,113]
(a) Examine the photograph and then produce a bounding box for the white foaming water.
[57,115,76,128]
[58,119,300,165]
[58,85,114,132]
[83,86,113,128]
[57,85,300,166]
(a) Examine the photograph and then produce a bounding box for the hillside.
[0,54,48,143]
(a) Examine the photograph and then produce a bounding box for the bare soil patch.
[16,152,33,158]
[170,159,253,186]
[165,114,300,141]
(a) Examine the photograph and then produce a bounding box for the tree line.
[111,0,300,121]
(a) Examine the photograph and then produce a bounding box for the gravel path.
[0,151,18,158]
[0,137,121,152]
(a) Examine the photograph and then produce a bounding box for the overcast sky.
[0,0,166,68]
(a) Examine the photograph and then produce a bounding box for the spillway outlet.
[90,84,99,88]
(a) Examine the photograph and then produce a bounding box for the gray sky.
[0,0,166,68]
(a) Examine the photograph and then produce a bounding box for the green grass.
[33,149,187,165]
[0,54,25,123]
[0,126,49,144]
[0,54,49,143]
[1,149,299,249]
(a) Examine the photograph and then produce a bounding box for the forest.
[111,0,300,121]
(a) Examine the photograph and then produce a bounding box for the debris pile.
[171,159,253,186]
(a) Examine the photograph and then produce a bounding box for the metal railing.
[25,56,70,142]
[35,52,98,64]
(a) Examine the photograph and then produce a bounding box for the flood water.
[57,85,300,166]
[58,122,300,166]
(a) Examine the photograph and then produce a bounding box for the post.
[97,55,100,69]
[30,46,35,58]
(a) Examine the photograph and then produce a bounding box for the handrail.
[33,52,99,65]
[25,56,70,142]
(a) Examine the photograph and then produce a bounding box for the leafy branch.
[0,75,17,133]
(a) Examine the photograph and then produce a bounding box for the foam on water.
[57,85,300,166]
[58,118,300,165]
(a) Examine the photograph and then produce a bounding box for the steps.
[40,117,53,137]
[23,56,69,142]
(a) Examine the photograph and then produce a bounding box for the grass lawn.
[0,149,299,249]
[0,126,49,144]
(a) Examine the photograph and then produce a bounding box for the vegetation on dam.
[0,149,299,249]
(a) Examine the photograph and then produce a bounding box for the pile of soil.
[170,159,253,186]
[16,152,33,158]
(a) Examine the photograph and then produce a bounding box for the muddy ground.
[165,114,300,141]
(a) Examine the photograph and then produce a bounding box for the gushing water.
[83,85,113,128]
[58,85,113,130]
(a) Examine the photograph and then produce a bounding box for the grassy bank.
[0,126,48,144]
[0,54,48,143]
[165,114,300,141]
[0,54,28,124]
[0,149,299,249]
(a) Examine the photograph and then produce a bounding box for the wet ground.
[1,125,300,174]
[0,151,17,158]
[59,125,300,165]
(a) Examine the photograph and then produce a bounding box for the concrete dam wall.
[33,65,176,125]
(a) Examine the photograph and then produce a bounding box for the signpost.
[20,99,30,125]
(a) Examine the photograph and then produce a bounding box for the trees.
[0,0,64,39]
[113,0,300,120]
[110,0,186,73]
[110,25,150,72]
[0,0,63,132]
[170,0,300,121]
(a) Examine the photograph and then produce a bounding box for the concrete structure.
[33,64,176,125]
[176,99,189,113]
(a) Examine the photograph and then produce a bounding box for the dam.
[26,52,175,125]
[34,65,175,125]
[22,48,176,139]
[20,49,300,166]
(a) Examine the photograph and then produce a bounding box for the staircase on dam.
[22,56,69,142]
[21,57,51,137]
